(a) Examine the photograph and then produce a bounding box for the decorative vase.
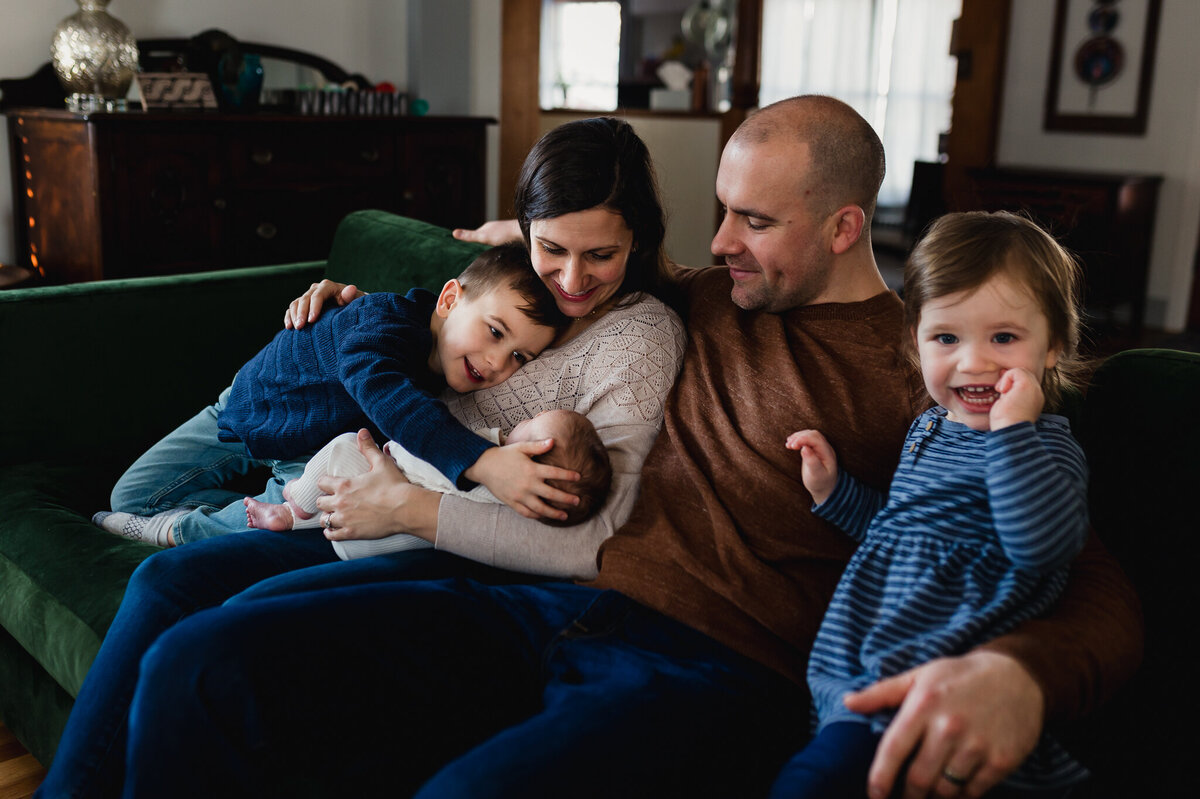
[217,52,264,111]
[50,0,139,102]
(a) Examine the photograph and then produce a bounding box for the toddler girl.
[774,211,1091,798]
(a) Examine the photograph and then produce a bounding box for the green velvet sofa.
[0,209,1195,796]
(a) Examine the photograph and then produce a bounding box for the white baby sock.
[92,508,188,547]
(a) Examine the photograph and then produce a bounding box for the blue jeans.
[119,582,809,798]
[768,721,881,799]
[36,533,503,799]
[109,385,310,543]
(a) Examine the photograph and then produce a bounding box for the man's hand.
[285,280,364,330]
[785,429,839,505]
[844,651,1044,798]
[451,219,523,246]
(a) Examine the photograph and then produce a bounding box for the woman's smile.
[530,208,633,318]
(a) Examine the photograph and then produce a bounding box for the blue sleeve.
[333,294,494,489]
[812,469,886,544]
[985,418,1089,574]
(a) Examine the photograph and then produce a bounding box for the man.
[121,97,1140,798]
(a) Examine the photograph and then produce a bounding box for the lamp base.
[66,94,129,114]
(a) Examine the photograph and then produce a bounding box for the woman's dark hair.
[513,117,674,299]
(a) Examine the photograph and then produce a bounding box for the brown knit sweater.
[591,267,1142,722]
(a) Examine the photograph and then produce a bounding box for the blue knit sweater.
[217,289,493,488]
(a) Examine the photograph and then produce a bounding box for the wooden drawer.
[5,109,492,282]
[100,130,229,278]
[229,126,396,184]
[227,182,402,267]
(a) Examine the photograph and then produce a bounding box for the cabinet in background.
[961,167,1162,344]
[6,109,492,283]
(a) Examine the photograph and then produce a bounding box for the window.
[540,1,623,110]
[760,0,961,209]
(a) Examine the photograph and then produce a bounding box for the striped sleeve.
[812,469,886,544]
[985,419,1089,574]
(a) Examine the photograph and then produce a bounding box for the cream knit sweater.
[436,293,686,579]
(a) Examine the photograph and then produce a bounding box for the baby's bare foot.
[244,496,295,531]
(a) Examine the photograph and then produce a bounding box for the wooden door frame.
[499,0,541,217]
[943,0,1012,212]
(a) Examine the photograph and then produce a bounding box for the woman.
[280,116,684,579]
[36,117,686,798]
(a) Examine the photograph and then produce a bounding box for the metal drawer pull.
[251,147,274,166]
[360,148,380,163]
[256,222,278,240]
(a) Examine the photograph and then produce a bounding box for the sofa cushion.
[0,262,324,469]
[323,210,487,294]
[0,462,155,700]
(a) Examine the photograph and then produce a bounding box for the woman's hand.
[314,430,441,541]
[786,429,839,505]
[464,441,580,521]
[451,219,522,246]
[285,280,365,330]
[843,651,1044,799]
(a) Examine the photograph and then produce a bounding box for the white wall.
[466,0,503,221]
[998,0,1200,331]
[0,0,411,266]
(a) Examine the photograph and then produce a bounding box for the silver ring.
[942,769,968,788]
[324,513,333,530]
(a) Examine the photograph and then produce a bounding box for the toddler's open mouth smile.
[955,385,999,408]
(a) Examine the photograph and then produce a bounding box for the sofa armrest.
[1064,347,1200,795]
[0,262,324,468]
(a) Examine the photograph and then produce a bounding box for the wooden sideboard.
[6,109,493,283]
[960,167,1162,344]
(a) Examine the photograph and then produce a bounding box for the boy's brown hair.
[903,210,1086,411]
[457,243,569,335]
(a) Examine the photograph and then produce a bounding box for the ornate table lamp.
[51,0,138,111]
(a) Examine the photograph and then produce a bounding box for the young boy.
[95,243,573,547]
[244,408,613,559]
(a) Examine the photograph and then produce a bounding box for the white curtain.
[760,0,961,209]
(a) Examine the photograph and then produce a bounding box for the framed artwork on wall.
[1044,0,1162,134]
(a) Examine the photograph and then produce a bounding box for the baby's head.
[431,243,568,393]
[903,211,1085,415]
[507,410,612,526]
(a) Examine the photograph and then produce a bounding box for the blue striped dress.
[807,406,1090,789]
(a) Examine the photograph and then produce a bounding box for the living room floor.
[0,722,45,798]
